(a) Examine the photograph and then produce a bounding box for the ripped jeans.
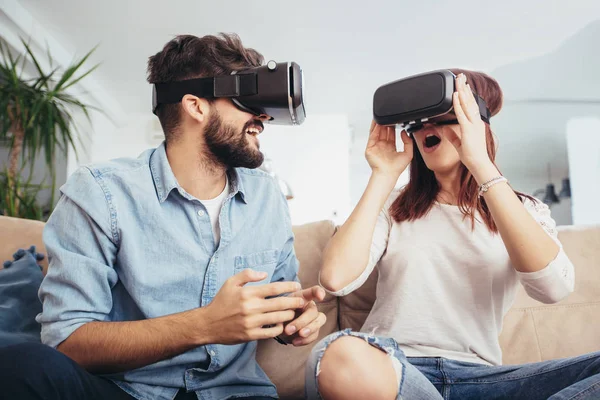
[305,329,600,400]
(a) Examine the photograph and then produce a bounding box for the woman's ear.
[181,95,210,123]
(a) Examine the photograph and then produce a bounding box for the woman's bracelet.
[478,176,508,197]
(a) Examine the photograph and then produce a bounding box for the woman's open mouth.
[423,133,441,153]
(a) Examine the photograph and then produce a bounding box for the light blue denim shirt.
[36,142,299,400]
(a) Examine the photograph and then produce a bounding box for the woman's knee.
[316,336,399,400]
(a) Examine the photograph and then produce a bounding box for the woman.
[305,70,600,400]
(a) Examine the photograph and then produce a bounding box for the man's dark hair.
[147,33,264,142]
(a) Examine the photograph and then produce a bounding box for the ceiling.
[15,0,600,134]
[3,0,600,205]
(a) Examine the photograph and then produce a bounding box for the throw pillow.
[0,246,45,348]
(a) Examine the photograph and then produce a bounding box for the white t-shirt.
[326,191,575,366]
[200,178,230,245]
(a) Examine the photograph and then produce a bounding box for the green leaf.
[21,39,46,82]
[52,45,98,94]
[0,37,99,220]
[62,63,100,91]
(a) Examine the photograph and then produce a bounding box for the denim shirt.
[36,142,299,400]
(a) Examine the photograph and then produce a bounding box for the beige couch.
[1,216,599,399]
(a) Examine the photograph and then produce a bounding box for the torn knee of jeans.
[368,325,379,336]
[390,356,404,389]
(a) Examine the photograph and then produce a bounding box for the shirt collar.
[150,142,248,204]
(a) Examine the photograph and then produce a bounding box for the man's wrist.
[185,307,213,347]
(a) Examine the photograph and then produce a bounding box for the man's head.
[147,33,267,169]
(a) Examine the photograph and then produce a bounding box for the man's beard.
[204,111,264,169]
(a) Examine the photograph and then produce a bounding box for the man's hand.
[201,269,306,345]
[280,286,327,346]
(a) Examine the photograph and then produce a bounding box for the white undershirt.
[200,178,229,245]
[325,191,575,366]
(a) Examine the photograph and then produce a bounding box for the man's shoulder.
[61,148,156,199]
[83,148,155,180]
[235,167,272,179]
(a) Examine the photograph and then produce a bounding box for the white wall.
[259,114,352,225]
[489,102,600,226]
[488,21,600,226]
[566,117,600,225]
[90,112,159,164]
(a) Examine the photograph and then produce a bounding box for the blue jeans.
[0,342,274,400]
[0,342,133,400]
[306,330,600,400]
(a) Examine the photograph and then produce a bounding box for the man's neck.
[165,140,227,201]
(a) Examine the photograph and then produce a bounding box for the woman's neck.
[434,166,463,205]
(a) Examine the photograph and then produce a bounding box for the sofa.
[1,215,599,399]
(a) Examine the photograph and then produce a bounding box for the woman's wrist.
[467,160,500,185]
[370,170,400,188]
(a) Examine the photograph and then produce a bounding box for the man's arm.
[58,270,303,374]
[40,169,303,373]
[58,309,208,374]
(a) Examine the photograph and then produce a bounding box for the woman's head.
[411,69,503,175]
[390,69,529,232]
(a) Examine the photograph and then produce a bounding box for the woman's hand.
[444,73,495,177]
[365,121,413,179]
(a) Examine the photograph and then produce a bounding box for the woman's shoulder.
[521,195,550,216]
[384,188,403,210]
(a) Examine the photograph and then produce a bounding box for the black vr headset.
[152,60,306,125]
[373,69,491,133]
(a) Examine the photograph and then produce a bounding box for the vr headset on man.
[373,69,491,133]
[152,60,306,126]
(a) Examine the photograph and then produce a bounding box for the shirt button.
[209,350,216,356]
[197,210,205,217]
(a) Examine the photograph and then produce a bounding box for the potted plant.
[0,38,99,220]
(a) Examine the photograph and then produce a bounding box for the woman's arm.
[449,73,574,303]
[471,163,561,274]
[319,123,413,295]
[472,164,574,302]
[319,173,395,294]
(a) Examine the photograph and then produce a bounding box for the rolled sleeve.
[518,198,575,304]
[272,230,300,284]
[36,168,119,348]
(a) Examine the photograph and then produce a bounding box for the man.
[0,33,326,400]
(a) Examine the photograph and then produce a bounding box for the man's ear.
[181,95,210,123]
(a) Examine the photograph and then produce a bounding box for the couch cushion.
[256,220,338,400]
[0,216,48,274]
[338,268,378,332]
[291,220,337,303]
[499,225,600,364]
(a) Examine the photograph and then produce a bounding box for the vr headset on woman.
[373,69,491,133]
[152,60,306,126]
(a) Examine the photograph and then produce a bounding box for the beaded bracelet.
[478,176,508,197]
